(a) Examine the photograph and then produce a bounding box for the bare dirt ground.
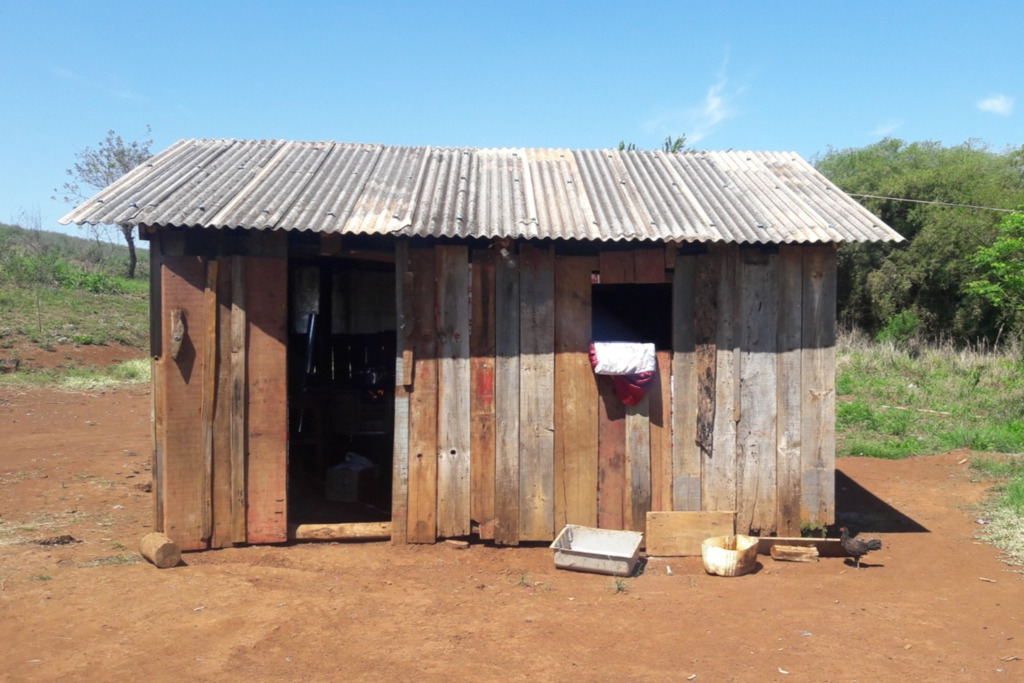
[2,347,1023,682]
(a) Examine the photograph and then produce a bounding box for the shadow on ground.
[835,469,928,534]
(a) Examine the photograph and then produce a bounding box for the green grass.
[971,455,1024,570]
[0,358,150,389]
[836,329,1024,459]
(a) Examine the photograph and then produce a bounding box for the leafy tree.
[815,139,1024,342]
[617,135,688,153]
[55,127,153,278]
[965,211,1024,337]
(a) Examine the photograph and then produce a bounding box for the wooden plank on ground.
[518,243,555,541]
[471,249,497,538]
[493,247,520,545]
[407,247,438,544]
[650,349,672,511]
[597,375,626,530]
[554,255,598,530]
[289,522,392,542]
[705,248,739,513]
[634,248,666,283]
[159,255,207,550]
[391,241,410,544]
[436,245,471,538]
[800,246,837,526]
[776,245,803,536]
[645,511,737,556]
[736,249,779,535]
[756,536,844,558]
[625,395,652,533]
[599,250,634,284]
[229,256,247,544]
[245,256,288,544]
[673,254,700,510]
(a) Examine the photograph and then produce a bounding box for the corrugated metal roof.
[59,139,903,244]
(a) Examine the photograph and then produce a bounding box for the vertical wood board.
[407,248,438,543]
[776,245,804,536]
[518,244,555,541]
[494,249,521,545]
[650,350,672,511]
[705,248,738,513]
[436,246,472,538]
[597,375,626,530]
[553,255,598,529]
[470,249,497,538]
[736,251,779,535]
[672,255,701,511]
[158,255,208,550]
[800,246,837,525]
[391,241,411,543]
[245,256,288,544]
[625,396,652,533]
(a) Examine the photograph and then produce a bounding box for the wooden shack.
[60,140,902,551]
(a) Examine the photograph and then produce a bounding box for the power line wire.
[848,193,1018,213]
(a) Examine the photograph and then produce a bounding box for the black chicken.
[839,527,882,569]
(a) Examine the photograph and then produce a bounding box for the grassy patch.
[971,456,1024,570]
[0,358,151,389]
[836,330,1024,459]
[78,554,141,568]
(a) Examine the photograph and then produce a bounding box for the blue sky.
[2,0,1020,236]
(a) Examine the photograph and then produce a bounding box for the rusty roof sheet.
[60,139,903,244]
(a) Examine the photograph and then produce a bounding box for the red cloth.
[589,343,656,406]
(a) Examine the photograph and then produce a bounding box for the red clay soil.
[2,357,1023,681]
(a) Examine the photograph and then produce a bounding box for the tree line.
[814,139,1024,345]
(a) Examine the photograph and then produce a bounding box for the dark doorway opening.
[287,256,395,525]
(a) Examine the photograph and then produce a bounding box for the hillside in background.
[0,221,150,363]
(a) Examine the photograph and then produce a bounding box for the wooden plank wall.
[154,235,288,551]
[396,242,836,543]
[154,234,837,549]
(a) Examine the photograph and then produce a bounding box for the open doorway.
[287,256,396,526]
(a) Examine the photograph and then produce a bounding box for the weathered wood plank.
[801,246,837,526]
[672,254,700,510]
[634,248,666,283]
[776,245,804,536]
[158,255,207,550]
[493,247,520,545]
[229,256,247,544]
[289,522,392,542]
[470,249,496,539]
[391,240,411,544]
[518,243,555,541]
[210,259,233,548]
[150,244,165,533]
[650,349,672,511]
[436,245,471,538]
[597,375,626,530]
[736,249,779,535]
[599,250,634,284]
[201,259,219,544]
[625,395,651,533]
[245,256,288,544]
[554,255,598,530]
[645,511,736,556]
[407,248,438,544]
[704,248,739,513]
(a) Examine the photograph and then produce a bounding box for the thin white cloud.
[644,52,738,147]
[870,120,903,138]
[977,94,1014,116]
